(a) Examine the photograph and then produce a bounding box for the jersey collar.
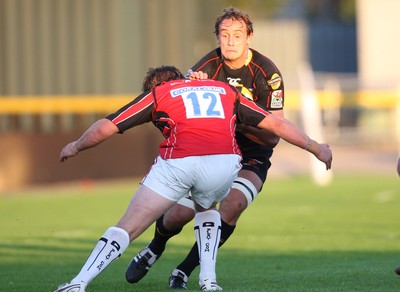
[244,49,252,66]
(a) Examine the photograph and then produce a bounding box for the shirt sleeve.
[251,49,284,111]
[236,93,269,126]
[105,91,155,133]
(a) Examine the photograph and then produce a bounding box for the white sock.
[71,226,130,285]
[194,210,221,282]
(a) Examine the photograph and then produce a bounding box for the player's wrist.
[304,136,311,151]
[306,138,321,156]
[71,142,79,155]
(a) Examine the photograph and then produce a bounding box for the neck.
[223,49,250,69]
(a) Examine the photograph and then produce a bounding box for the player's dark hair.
[142,65,185,91]
[214,7,253,36]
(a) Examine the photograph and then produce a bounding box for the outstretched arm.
[236,109,284,148]
[59,118,119,162]
[257,114,332,170]
[236,123,280,148]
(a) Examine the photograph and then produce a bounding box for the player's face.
[217,19,252,68]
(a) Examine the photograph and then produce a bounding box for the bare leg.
[163,203,196,230]
[218,169,262,225]
[149,203,195,255]
[125,199,195,283]
[117,184,176,241]
[56,185,175,291]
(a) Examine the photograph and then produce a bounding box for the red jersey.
[106,79,269,159]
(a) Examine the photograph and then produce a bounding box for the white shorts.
[141,154,241,209]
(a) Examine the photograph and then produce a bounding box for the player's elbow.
[269,135,280,148]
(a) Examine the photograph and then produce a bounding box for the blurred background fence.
[0,0,399,191]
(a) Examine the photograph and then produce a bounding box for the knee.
[219,194,247,224]
[223,199,247,215]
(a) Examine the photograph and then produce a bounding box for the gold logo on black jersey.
[267,73,282,90]
[236,85,254,100]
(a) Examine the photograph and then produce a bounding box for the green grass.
[1,174,399,291]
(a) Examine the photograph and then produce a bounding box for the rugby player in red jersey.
[55,66,332,292]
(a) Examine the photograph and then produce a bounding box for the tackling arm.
[59,118,119,162]
[236,109,283,148]
[257,114,332,170]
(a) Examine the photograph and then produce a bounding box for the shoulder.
[249,48,281,75]
[191,48,222,71]
[248,48,284,91]
[202,48,222,59]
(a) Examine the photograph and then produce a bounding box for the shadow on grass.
[1,239,399,292]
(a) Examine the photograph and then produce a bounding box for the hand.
[188,70,208,80]
[314,143,332,170]
[59,142,79,162]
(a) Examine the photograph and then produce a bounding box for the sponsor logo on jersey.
[271,90,283,108]
[171,86,226,96]
[227,77,254,100]
[237,85,254,100]
[267,73,282,90]
[227,77,242,86]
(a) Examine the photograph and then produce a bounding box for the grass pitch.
[1,174,399,291]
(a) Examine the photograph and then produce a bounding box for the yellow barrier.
[356,90,399,109]
[0,95,134,114]
[284,90,398,110]
[0,91,397,114]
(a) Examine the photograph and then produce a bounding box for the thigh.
[218,169,263,225]
[163,203,195,230]
[116,184,176,241]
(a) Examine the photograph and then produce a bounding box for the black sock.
[176,219,236,277]
[148,215,183,256]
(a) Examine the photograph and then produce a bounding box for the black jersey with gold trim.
[189,48,284,111]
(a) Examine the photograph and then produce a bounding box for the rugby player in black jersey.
[126,7,287,289]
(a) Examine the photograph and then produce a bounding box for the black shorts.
[241,152,272,184]
[237,132,273,184]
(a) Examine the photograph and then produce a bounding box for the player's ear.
[247,33,253,45]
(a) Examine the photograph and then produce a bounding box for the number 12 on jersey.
[174,87,226,119]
